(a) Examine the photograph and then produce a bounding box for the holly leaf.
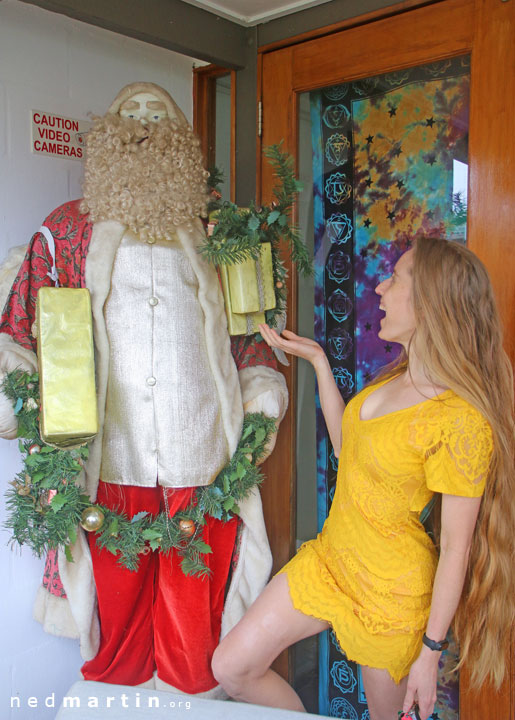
[254,428,267,444]
[131,511,149,523]
[195,540,213,555]
[14,398,23,415]
[142,527,163,540]
[267,210,280,224]
[210,506,223,520]
[223,497,235,512]
[247,215,260,232]
[64,544,74,563]
[50,493,68,511]
[68,524,77,545]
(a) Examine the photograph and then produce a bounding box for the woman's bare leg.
[212,573,329,711]
[360,665,408,720]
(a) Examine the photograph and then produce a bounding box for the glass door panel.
[296,55,470,718]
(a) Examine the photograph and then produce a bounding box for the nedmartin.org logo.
[10,691,192,711]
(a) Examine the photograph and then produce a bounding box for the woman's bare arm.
[402,493,482,719]
[259,324,345,455]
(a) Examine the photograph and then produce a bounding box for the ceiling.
[180,0,335,26]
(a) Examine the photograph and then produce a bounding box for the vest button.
[146,376,156,386]
[149,296,159,306]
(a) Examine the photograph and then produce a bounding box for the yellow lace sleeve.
[423,403,492,497]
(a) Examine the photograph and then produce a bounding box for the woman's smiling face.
[375,249,416,348]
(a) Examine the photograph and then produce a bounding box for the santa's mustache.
[90,113,185,152]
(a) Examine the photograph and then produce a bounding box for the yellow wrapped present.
[36,287,98,447]
[220,242,276,336]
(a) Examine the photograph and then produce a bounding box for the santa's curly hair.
[81,83,208,239]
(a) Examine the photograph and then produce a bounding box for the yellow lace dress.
[281,379,492,682]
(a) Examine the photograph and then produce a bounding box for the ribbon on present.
[220,242,276,336]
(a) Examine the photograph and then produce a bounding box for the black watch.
[422,632,449,652]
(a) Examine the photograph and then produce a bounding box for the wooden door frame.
[257,0,515,716]
[193,64,237,202]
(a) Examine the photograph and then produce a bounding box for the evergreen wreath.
[3,370,276,579]
[203,143,313,329]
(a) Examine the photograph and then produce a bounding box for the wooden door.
[257,0,514,716]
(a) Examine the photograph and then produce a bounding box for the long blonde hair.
[378,237,515,688]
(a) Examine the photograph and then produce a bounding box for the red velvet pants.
[81,481,238,693]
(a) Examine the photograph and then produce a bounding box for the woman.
[212,237,514,720]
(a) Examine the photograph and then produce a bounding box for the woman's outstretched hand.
[258,324,325,368]
[259,323,345,456]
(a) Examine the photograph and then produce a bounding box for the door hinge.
[258,100,263,138]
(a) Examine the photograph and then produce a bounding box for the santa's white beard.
[82,114,208,239]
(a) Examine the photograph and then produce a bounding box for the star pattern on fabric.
[426,116,435,127]
[396,179,405,189]
[388,105,397,117]
[384,344,393,353]
[365,177,373,187]
[366,134,374,144]
[387,210,396,220]
[393,145,402,157]
[425,153,437,165]
[365,322,372,331]
[360,248,368,258]
[363,218,372,228]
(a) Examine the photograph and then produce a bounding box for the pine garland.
[3,370,276,578]
[204,143,313,329]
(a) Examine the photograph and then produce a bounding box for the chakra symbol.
[330,659,357,694]
[326,213,353,244]
[329,696,358,719]
[323,104,351,129]
[327,328,353,360]
[327,289,353,323]
[327,251,351,283]
[325,172,352,205]
[332,367,355,397]
[325,133,351,166]
[323,84,349,101]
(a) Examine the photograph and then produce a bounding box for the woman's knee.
[211,639,254,695]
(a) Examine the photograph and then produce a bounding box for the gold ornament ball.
[275,281,284,289]
[28,444,41,455]
[179,519,196,537]
[80,506,105,532]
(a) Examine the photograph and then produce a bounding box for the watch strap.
[422,632,449,651]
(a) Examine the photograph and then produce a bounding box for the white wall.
[0,2,198,717]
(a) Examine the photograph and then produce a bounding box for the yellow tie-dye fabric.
[281,379,492,682]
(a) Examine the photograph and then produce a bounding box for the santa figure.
[0,82,287,696]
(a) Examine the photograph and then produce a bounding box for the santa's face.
[118,92,168,124]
